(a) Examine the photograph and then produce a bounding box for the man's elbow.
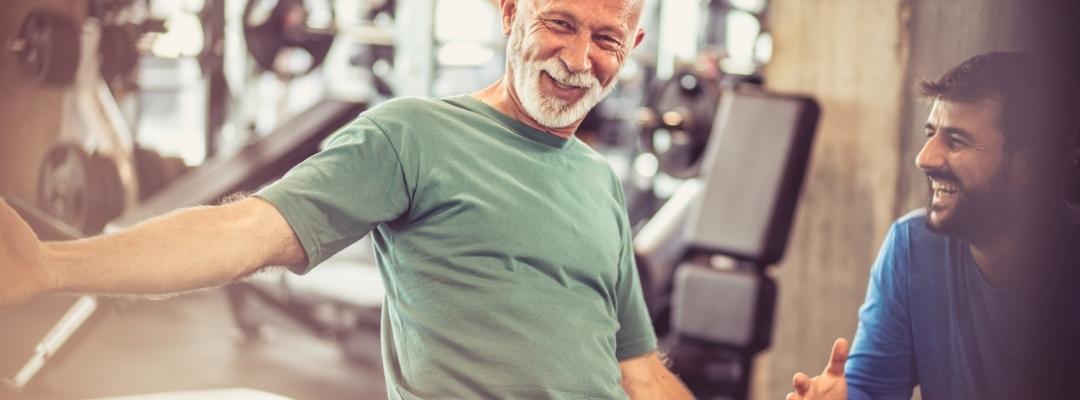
[225,197,307,277]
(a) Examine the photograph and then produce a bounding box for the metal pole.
[201,0,228,159]
[6,296,100,391]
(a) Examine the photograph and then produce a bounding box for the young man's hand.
[787,338,849,400]
[0,199,53,305]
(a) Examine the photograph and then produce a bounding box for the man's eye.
[549,19,572,30]
[948,136,967,148]
[597,35,621,47]
[924,129,935,138]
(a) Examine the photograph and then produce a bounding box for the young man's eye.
[948,135,968,148]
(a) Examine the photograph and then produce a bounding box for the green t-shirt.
[257,95,656,399]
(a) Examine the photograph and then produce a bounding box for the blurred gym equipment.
[10,9,82,88]
[36,143,126,234]
[5,0,382,393]
[635,88,820,399]
[4,96,368,392]
[637,71,723,179]
[243,0,395,77]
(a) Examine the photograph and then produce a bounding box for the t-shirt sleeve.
[845,222,917,400]
[612,184,658,360]
[256,115,411,273]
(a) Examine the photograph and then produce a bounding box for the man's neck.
[967,206,1064,289]
[969,233,1020,289]
[472,78,579,140]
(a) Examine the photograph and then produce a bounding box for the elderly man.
[787,52,1080,400]
[0,0,694,399]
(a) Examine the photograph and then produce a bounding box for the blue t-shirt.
[846,208,1080,400]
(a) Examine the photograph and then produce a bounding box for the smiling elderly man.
[0,0,694,399]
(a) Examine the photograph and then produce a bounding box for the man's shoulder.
[877,208,953,268]
[891,208,942,245]
[895,208,928,227]
[570,139,615,167]
[362,96,461,122]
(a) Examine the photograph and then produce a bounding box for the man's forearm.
[623,368,695,400]
[41,198,304,296]
[620,352,695,400]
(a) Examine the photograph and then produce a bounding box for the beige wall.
[753,0,1028,398]
[0,1,86,201]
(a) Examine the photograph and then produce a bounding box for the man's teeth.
[553,80,579,90]
[931,181,958,194]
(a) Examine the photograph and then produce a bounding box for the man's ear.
[1010,147,1036,186]
[632,28,645,49]
[499,0,516,36]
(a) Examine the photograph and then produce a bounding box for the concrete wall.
[753,0,1027,398]
[0,1,85,201]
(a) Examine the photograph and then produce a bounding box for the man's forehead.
[927,97,1005,136]
[929,97,1002,122]
[526,0,644,28]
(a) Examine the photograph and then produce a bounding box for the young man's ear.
[499,0,517,36]
[1010,147,1036,186]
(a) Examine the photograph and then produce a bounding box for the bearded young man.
[786,52,1080,400]
[0,1,695,399]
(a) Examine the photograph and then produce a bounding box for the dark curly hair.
[919,51,1079,202]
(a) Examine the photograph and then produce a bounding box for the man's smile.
[930,178,960,210]
[540,71,587,100]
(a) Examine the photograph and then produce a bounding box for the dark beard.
[924,161,1013,244]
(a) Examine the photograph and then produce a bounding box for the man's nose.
[561,34,593,74]
[915,134,946,171]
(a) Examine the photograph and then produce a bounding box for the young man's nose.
[916,135,947,171]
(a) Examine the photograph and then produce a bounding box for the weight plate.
[37,143,125,234]
[243,0,336,76]
[87,153,126,229]
[134,147,191,200]
[15,9,81,87]
[639,71,722,179]
[38,144,93,233]
[99,25,140,81]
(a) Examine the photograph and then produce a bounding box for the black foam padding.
[684,90,819,265]
[670,264,776,350]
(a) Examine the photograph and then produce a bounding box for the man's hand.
[787,338,849,400]
[0,199,53,305]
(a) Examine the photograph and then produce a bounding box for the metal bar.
[202,0,227,159]
[6,296,100,391]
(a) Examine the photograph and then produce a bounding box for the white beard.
[507,24,618,129]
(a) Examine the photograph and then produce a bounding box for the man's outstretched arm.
[619,351,695,400]
[0,197,305,304]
